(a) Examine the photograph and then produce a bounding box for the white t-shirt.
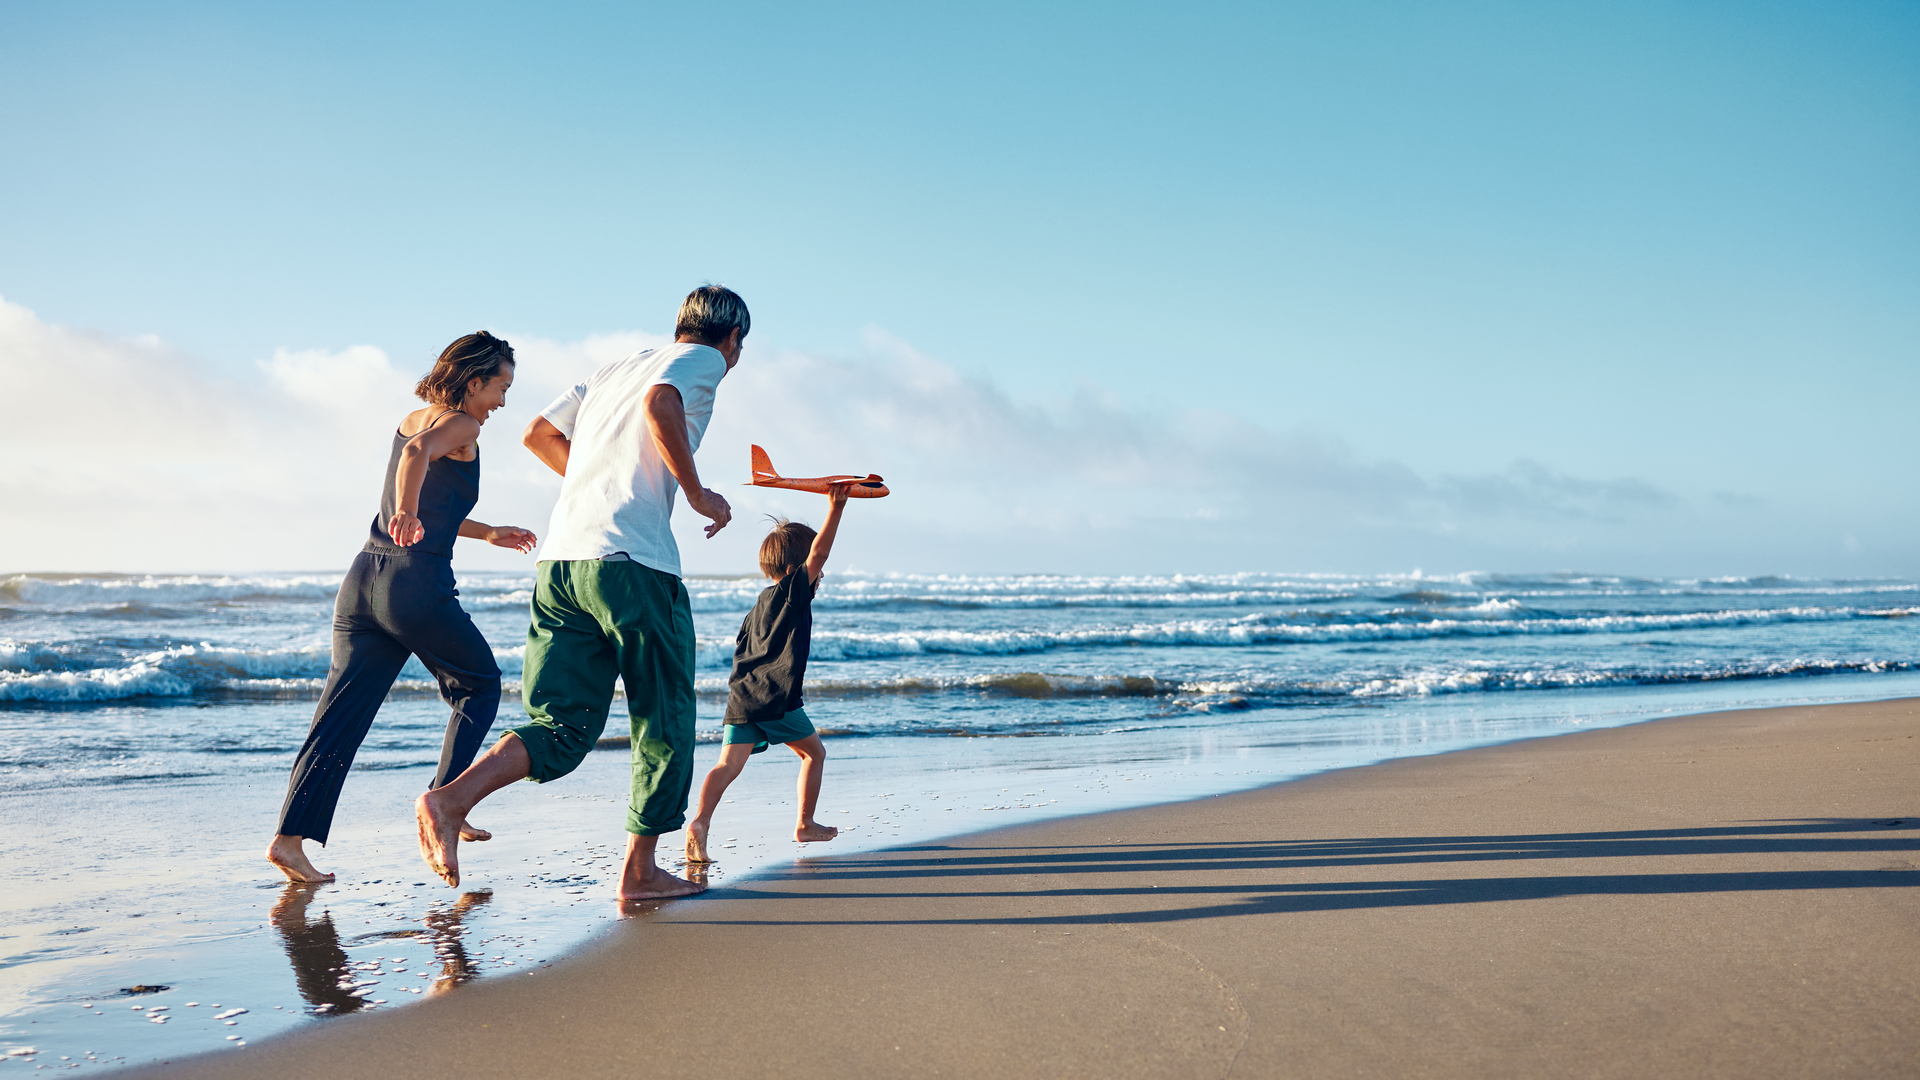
[536,343,729,575]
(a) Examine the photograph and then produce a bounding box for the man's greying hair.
[675,285,751,347]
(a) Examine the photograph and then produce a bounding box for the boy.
[686,483,849,862]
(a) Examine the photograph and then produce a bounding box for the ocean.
[2,568,1917,1069]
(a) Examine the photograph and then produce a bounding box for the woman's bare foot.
[415,792,462,887]
[685,820,713,863]
[795,821,839,844]
[458,819,491,843]
[267,835,335,883]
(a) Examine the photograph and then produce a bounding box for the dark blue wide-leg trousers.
[278,551,502,844]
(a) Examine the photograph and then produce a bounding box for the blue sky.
[2,1,1915,575]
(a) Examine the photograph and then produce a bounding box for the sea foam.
[0,664,193,702]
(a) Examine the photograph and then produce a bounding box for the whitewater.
[3,570,1914,716]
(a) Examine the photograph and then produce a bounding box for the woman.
[268,331,536,883]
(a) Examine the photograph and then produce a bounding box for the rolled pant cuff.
[506,722,591,784]
[626,810,686,836]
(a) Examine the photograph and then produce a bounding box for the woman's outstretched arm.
[389,413,481,546]
[457,519,537,553]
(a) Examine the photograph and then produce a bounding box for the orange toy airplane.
[747,445,890,498]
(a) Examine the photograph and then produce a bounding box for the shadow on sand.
[683,818,1919,926]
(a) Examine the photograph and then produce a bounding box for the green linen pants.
[510,559,696,836]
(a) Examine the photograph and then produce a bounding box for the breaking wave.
[0,663,195,703]
[764,604,1919,664]
[1,573,345,607]
[714,657,1920,708]
[4,569,1915,710]
[0,641,529,702]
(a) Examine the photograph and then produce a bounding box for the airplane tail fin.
[750,444,780,482]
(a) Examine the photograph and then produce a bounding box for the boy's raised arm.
[804,483,850,583]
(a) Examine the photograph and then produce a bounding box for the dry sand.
[140,698,1918,1079]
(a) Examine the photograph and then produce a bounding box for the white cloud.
[0,297,1898,576]
[262,344,411,411]
[686,331,1713,573]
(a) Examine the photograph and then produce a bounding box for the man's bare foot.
[617,863,707,901]
[795,821,839,843]
[415,791,462,887]
[266,835,335,883]
[459,819,491,843]
[685,820,713,863]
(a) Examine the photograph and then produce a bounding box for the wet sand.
[135,697,1918,1079]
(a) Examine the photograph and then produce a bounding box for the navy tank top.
[363,411,481,559]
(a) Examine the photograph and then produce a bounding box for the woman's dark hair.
[415,331,514,406]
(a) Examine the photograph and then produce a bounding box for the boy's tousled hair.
[675,285,751,347]
[758,517,817,582]
[416,331,514,406]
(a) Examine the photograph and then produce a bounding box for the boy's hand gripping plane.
[747,445,889,498]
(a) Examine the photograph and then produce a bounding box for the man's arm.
[523,415,571,477]
[643,384,732,537]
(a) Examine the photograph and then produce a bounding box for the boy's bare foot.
[415,792,462,887]
[266,835,335,882]
[795,822,839,843]
[685,820,713,863]
[458,819,491,843]
[617,863,707,901]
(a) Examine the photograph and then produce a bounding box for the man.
[416,285,747,900]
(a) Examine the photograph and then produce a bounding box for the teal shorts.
[722,708,815,754]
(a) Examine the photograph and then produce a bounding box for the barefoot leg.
[458,820,492,843]
[789,735,838,844]
[619,833,706,900]
[417,733,531,887]
[266,834,336,882]
[416,796,462,888]
[686,744,752,863]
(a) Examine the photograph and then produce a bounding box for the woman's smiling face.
[463,362,515,421]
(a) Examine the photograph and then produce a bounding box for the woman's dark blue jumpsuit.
[277,416,503,843]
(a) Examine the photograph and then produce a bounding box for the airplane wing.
[745,446,889,497]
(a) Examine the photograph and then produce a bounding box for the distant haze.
[0,296,1906,578]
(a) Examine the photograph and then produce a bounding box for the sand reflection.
[271,884,494,1013]
[421,889,491,993]
[268,883,368,1016]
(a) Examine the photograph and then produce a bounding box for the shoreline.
[132,695,1920,1079]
